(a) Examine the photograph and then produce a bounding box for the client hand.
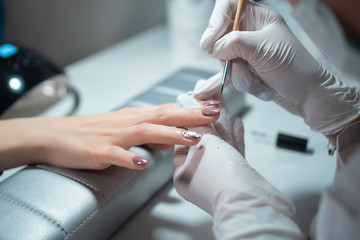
[0,103,220,171]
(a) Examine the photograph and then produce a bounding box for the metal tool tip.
[220,60,230,94]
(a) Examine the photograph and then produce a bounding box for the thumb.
[231,117,245,157]
[193,72,224,100]
[173,145,189,173]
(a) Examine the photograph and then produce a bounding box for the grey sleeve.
[314,122,360,239]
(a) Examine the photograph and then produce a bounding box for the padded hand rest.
[0,147,172,240]
[0,68,245,239]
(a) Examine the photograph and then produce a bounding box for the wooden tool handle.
[233,0,245,31]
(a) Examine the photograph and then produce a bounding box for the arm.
[326,116,360,147]
[0,117,46,170]
[0,103,220,171]
[313,121,360,239]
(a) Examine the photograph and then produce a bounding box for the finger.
[177,92,221,109]
[101,146,149,170]
[230,59,275,101]
[114,124,203,149]
[211,30,259,62]
[174,145,190,173]
[145,143,173,151]
[231,117,245,157]
[201,99,222,108]
[193,72,223,100]
[176,93,201,108]
[246,75,275,101]
[140,104,220,127]
[210,93,234,144]
[204,1,279,57]
[173,139,207,191]
[200,0,237,51]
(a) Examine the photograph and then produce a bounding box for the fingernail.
[203,100,221,106]
[202,108,220,117]
[132,156,148,166]
[182,130,202,140]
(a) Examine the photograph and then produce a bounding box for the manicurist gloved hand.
[0,103,220,172]
[174,93,305,239]
[199,0,360,136]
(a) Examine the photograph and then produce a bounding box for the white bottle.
[166,0,214,60]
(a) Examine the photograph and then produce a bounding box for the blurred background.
[2,0,167,68]
[0,0,218,120]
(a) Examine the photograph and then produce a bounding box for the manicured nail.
[182,130,202,140]
[132,156,148,166]
[203,100,221,106]
[202,108,220,117]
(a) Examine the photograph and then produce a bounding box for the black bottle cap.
[276,133,308,153]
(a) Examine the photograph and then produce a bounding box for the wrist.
[301,70,360,135]
[0,117,48,170]
[326,115,360,148]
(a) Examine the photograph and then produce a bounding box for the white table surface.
[1,1,337,238]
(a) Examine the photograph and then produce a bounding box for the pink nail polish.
[132,156,148,166]
[202,108,220,117]
[182,130,202,140]
[203,100,221,106]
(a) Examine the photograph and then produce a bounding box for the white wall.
[3,0,166,67]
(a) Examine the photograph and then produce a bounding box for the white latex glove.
[174,92,305,240]
[199,0,360,135]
